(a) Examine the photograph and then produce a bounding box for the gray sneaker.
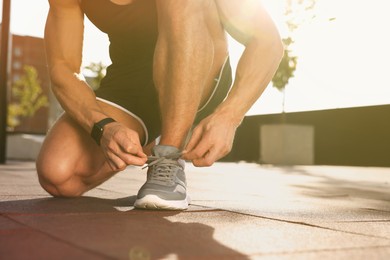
[134,145,190,210]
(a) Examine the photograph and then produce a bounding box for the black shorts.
[96,56,232,146]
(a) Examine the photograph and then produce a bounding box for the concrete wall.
[223,105,390,167]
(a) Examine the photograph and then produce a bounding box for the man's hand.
[182,113,239,167]
[99,122,147,171]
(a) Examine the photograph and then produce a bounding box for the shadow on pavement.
[0,196,250,259]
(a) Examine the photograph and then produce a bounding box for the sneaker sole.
[134,194,191,210]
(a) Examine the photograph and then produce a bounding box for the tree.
[272,0,317,113]
[7,65,49,130]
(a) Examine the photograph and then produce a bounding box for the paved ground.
[0,161,390,259]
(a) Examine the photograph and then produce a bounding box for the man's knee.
[36,159,84,198]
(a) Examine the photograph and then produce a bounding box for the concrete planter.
[6,134,45,161]
[260,124,314,165]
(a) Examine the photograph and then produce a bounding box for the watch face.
[91,118,115,146]
[91,117,115,145]
[91,124,104,145]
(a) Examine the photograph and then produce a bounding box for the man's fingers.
[188,137,232,166]
[106,140,146,167]
[101,123,147,168]
[118,144,147,166]
[122,142,147,159]
[107,149,146,169]
[192,146,220,167]
[106,152,127,172]
[123,153,147,166]
[183,135,212,161]
[183,127,202,154]
[116,132,147,165]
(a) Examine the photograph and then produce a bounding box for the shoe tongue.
[152,145,181,157]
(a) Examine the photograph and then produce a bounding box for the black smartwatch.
[90,118,116,145]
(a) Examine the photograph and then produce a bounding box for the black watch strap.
[90,118,116,146]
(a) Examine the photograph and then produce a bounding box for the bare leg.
[134,1,228,210]
[154,0,227,149]
[36,101,146,197]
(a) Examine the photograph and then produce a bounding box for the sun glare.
[3,0,390,115]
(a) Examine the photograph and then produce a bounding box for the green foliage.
[7,65,49,129]
[272,37,297,91]
[272,0,317,92]
[83,61,107,90]
[285,0,317,33]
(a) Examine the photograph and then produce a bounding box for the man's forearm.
[213,0,284,124]
[214,36,284,125]
[49,63,108,133]
[45,2,108,134]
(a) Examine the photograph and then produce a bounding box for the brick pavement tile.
[318,221,390,240]
[0,196,137,214]
[0,215,21,230]
[90,166,146,195]
[0,162,47,197]
[0,195,49,202]
[0,214,107,260]
[164,211,390,255]
[193,199,390,224]
[185,163,390,224]
[0,229,108,260]
[249,246,390,260]
[1,161,390,259]
[4,210,248,259]
[0,196,209,215]
[4,209,390,259]
[0,184,48,197]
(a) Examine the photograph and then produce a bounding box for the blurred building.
[0,28,51,134]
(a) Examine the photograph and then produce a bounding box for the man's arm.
[183,0,283,166]
[214,0,284,120]
[45,0,105,132]
[45,0,146,169]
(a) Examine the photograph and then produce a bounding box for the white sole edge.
[134,194,191,210]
